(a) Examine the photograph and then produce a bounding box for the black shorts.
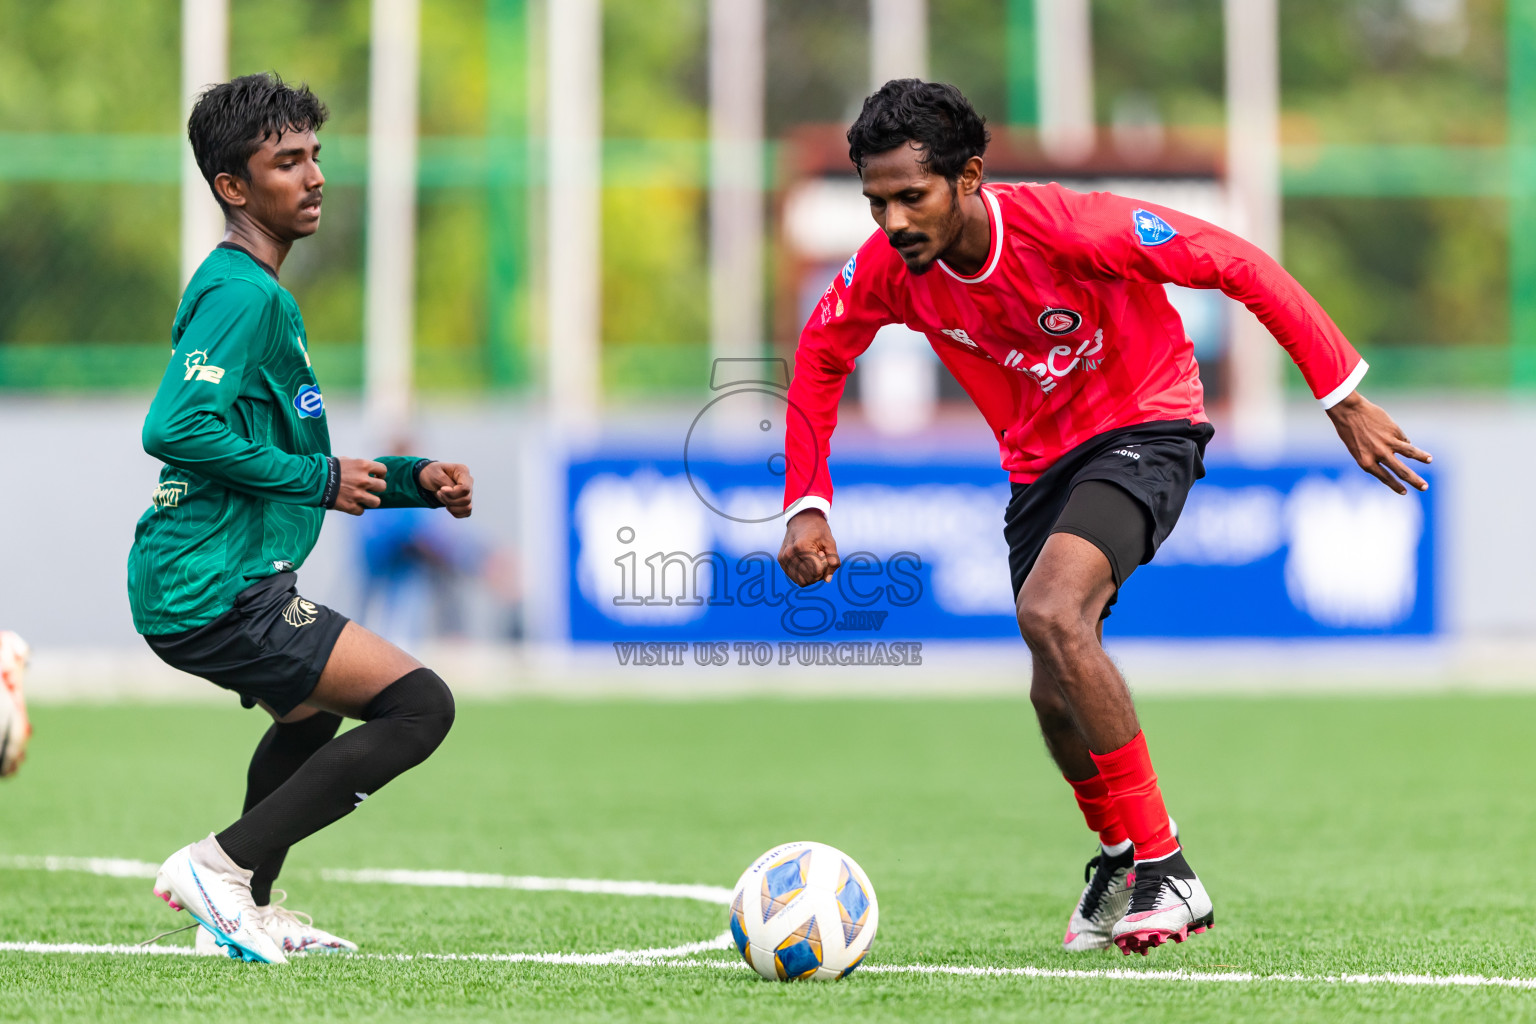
[144,572,349,715]
[1004,419,1213,616]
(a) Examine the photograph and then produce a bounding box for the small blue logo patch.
[841,253,858,287]
[293,384,325,419]
[1132,209,1178,246]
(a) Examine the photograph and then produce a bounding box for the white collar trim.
[938,187,1004,285]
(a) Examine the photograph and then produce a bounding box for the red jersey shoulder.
[811,229,903,328]
[847,227,906,288]
[988,181,1091,243]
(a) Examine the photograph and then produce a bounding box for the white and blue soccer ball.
[729,840,878,981]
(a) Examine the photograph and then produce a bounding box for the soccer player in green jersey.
[128,73,473,964]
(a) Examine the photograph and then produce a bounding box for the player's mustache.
[300,190,323,207]
[888,230,928,249]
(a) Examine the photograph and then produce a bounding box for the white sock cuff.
[1101,838,1132,857]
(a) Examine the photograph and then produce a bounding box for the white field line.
[571,958,1536,991]
[7,855,1536,992]
[9,941,1533,993]
[0,855,732,905]
[854,963,1536,991]
[2,856,158,879]
[0,934,736,965]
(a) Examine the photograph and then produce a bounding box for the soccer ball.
[728,840,878,981]
[0,631,32,778]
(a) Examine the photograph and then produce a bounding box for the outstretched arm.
[1041,189,1433,493]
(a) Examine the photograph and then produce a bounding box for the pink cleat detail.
[1123,909,1169,924]
[1115,927,1179,955]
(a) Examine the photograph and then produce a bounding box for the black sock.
[216,668,455,871]
[242,711,343,905]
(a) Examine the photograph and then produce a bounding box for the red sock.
[1064,773,1129,847]
[1089,731,1179,861]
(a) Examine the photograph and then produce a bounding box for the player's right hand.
[333,457,387,515]
[778,508,840,586]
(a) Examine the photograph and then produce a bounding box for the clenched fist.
[778,508,840,586]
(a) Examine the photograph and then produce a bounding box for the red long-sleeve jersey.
[782,182,1367,518]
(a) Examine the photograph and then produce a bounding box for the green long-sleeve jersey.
[128,245,437,635]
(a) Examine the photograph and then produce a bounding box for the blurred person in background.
[778,80,1431,957]
[356,440,482,650]
[126,73,473,964]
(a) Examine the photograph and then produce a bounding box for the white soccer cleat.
[195,890,358,956]
[1111,847,1215,956]
[0,631,32,778]
[1062,842,1134,952]
[153,834,288,964]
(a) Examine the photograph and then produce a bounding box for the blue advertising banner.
[566,456,1435,643]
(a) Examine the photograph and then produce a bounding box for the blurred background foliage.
[0,0,1517,393]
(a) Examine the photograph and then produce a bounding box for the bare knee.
[1016,593,1093,658]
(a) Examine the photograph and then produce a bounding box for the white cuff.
[784,495,831,520]
[1319,359,1369,410]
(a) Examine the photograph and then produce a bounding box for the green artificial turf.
[2,694,1536,1022]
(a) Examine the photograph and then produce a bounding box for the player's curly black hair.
[846,79,990,181]
[188,72,329,212]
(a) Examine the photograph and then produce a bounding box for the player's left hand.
[419,461,474,518]
[1325,390,1432,495]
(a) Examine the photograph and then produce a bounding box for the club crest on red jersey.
[1132,208,1178,246]
[1037,308,1082,336]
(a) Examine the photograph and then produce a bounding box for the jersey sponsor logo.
[1037,308,1083,335]
[281,595,319,629]
[841,253,858,287]
[1132,209,1178,246]
[1030,330,1106,393]
[940,327,978,348]
[292,384,325,419]
[182,350,226,384]
[152,480,189,509]
[1002,330,1107,394]
[272,560,294,572]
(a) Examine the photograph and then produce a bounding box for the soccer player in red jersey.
[777,80,1432,956]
